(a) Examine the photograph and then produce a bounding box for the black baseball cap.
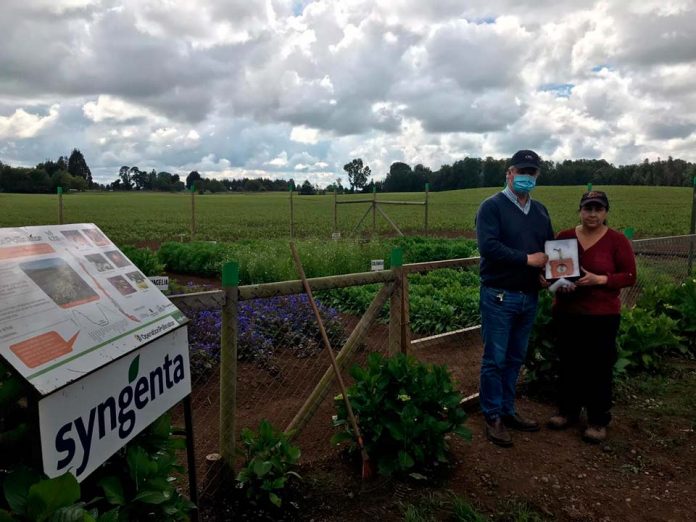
[510,150,541,169]
[580,191,609,210]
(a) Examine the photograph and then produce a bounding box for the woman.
[547,191,636,443]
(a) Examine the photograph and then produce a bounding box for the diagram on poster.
[0,224,187,395]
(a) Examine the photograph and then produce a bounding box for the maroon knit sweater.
[553,228,637,316]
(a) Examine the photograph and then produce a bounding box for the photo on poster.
[104,250,130,268]
[106,275,137,296]
[125,271,149,290]
[85,253,114,272]
[20,257,100,308]
[61,230,91,249]
[82,228,110,247]
[544,239,581,280]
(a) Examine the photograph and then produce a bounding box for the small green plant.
[95,413,195,521]
[0,468,95,521]
[236,420,301,508]
[332,353,471,476]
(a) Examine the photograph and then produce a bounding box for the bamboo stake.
[289,242,373,479]
[285,282,394,436]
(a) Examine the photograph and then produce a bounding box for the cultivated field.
[0,185,692,244]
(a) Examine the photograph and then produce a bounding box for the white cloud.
[1,0,696,186]
[290,125,320,144]
[0,105,59,139]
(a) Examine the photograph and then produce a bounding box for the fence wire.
[169,234,696,502]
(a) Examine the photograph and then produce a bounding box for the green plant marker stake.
[57,186,64,224]
[623,227,635,239]
[587,183,592,192]
[390,247,403,268]
[222,261,239,287]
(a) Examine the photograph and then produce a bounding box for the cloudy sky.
[1,0,695,186]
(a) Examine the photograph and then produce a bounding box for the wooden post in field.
[220,261,239,472]
[333,190,337,235]
[424,183,429,236]
[57,186,63,225]
[372,185,377,235]
[289,184,295,239]
[190,184,196,239]
[389,247,403,355]
[688,176,696,275]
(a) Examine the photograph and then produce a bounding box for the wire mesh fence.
[168,234,695,501]
[621,234,696,305]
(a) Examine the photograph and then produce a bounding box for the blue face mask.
[512,174,536,193]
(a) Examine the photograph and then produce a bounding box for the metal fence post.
[289,185,295,239]
[424,183,429,236]
[57,186,63,225]
[190,185,196,239]
[220,262,239,472]
[372,185,377,235]
[389,248,403,355]
[688,176,696,275]
[333,189,338,235]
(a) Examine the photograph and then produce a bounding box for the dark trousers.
[553,313,620,427]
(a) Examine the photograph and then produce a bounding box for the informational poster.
[0,224,187,395]
[39,327,191,482]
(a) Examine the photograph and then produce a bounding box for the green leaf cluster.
[119,246,164,276]
[236,420,301,508]
[155,237,477,282]
[332,353,471,476]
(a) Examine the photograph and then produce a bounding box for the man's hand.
[576,267,608,286]
[527,252,549,268]
[538,274,550,289]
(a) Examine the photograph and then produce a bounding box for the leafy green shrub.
[156,238,478,282]
[94,413,194,521]
[637,278,696,356]
[615,307,683,374]
[332,353,471,476]
[0,469,95,521]
[524,292,558,387]
[120,246,164,276]
[321,268,480,336]
[236,420,301,508]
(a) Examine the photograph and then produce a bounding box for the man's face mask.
[512,174,537,193]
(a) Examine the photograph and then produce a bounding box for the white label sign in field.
[0,224,187,395]
[371,259,385,271]
[39,326,191,482]
[148,276,169,291]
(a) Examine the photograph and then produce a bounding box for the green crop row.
[0,185,691,244]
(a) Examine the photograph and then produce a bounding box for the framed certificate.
[544,239,580,280]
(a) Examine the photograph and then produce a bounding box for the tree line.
[2,152,694,195]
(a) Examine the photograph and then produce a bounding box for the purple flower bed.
[187,294,345,378]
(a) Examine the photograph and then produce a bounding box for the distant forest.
[1,150,694,195]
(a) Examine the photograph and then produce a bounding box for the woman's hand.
[576,267,608,286]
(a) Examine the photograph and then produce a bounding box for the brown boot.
[502,413,540,432]
[486,418,513,447]
[582,425,607,444]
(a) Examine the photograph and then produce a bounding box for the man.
[475,149,554,447]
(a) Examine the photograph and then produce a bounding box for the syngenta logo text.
[54,353,185,476]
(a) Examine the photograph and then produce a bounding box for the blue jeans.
[479,285,538,421]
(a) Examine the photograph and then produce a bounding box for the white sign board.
[39,326,191,482]
[0,225,186,395]
[371,259,385,272]
[148,276,170,291]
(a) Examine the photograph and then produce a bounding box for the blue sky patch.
[540,83,574,98]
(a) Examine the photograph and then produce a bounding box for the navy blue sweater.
[475,192,554,293]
